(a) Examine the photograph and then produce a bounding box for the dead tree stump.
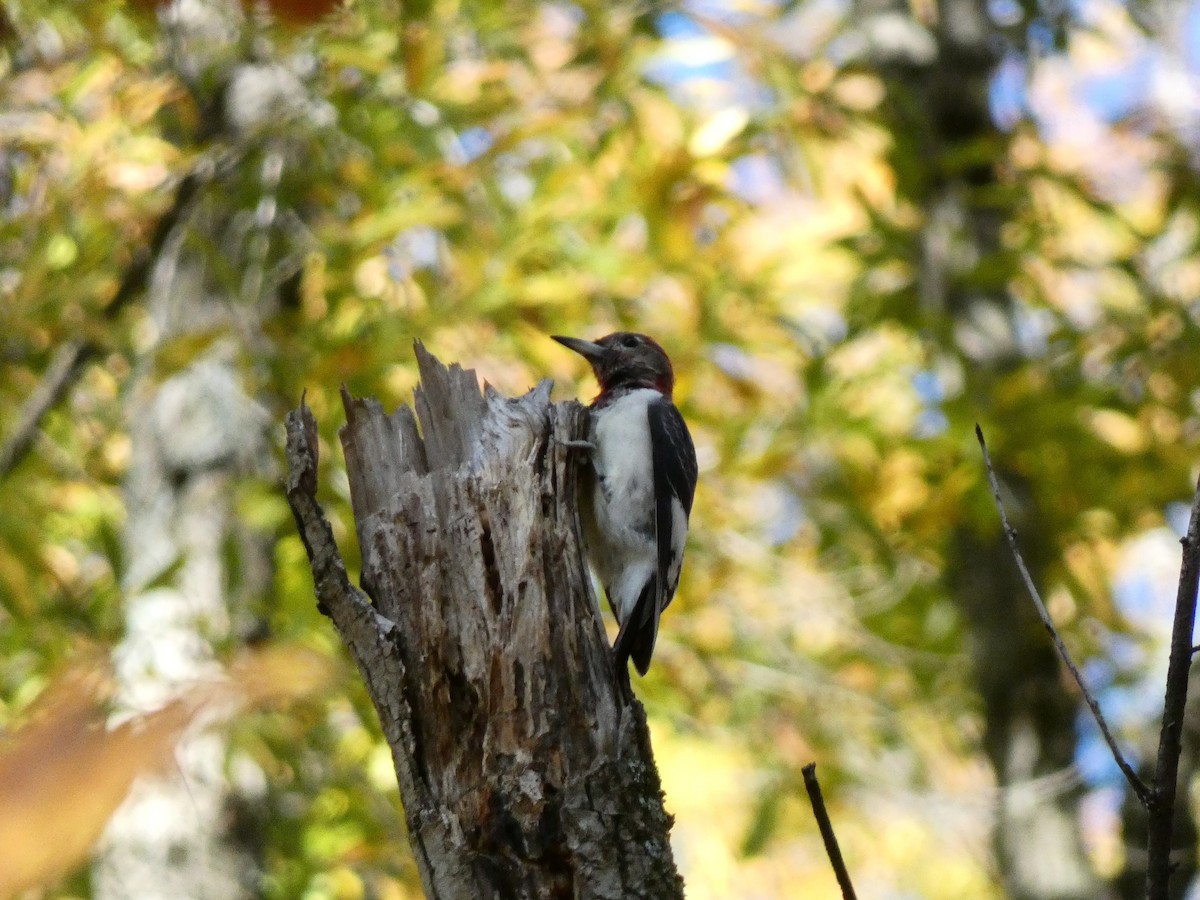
[284,344,683,899]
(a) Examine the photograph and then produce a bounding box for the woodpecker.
[553,332,698,677]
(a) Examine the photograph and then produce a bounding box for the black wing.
[614,397,697,675]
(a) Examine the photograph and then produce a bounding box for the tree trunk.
[92,171,280,898]
[852,0,1105,893]
[93,6,278,893]
[952,516,1102,900]
[284,344,683,900]
[93,348,266,900]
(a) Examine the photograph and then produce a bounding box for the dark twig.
[802,763,857,900]
[105,168,205,315]
[1145,471,1200,900]
[0,340,91,477]
[975,424,1151,806]
[283,398,376,624]
[0,165,208,479]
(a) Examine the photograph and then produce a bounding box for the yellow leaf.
[689,107,749,157]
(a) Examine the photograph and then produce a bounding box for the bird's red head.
[552,332,675,399]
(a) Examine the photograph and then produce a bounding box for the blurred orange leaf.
[0,642,333,898]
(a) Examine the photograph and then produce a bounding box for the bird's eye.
[621,335,640,348]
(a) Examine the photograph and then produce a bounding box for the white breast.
[585,389,660,621]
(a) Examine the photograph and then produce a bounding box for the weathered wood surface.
[284,344,682,900]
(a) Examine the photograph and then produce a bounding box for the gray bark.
[284,344,683,900]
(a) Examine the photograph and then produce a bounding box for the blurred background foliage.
[3,0,1200,897]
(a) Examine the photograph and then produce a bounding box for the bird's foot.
[560,439,596,452]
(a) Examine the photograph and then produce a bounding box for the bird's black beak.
[551,335,607,363]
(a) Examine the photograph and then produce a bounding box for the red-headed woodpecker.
[553,332,698,677]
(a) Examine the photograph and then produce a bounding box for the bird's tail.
[613,579,659,676]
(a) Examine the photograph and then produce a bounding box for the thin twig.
[802,763,857,900]
[1144,470,1200,900]
[105,167,205,315]
[975,424,1151,806]
[0,340,92,477]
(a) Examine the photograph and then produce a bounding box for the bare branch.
[802,763,857,900]
[0,163,209,480]
[974,424,1151,806]
[1145,470,1200,900]
[105,167,206,316]
[283,398,378,628]
[0,340,92,478]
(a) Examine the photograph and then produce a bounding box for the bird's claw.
[561,439,596,452]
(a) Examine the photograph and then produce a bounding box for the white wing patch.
[665,496,688,601]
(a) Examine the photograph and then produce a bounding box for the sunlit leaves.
[4,0,1200,896]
